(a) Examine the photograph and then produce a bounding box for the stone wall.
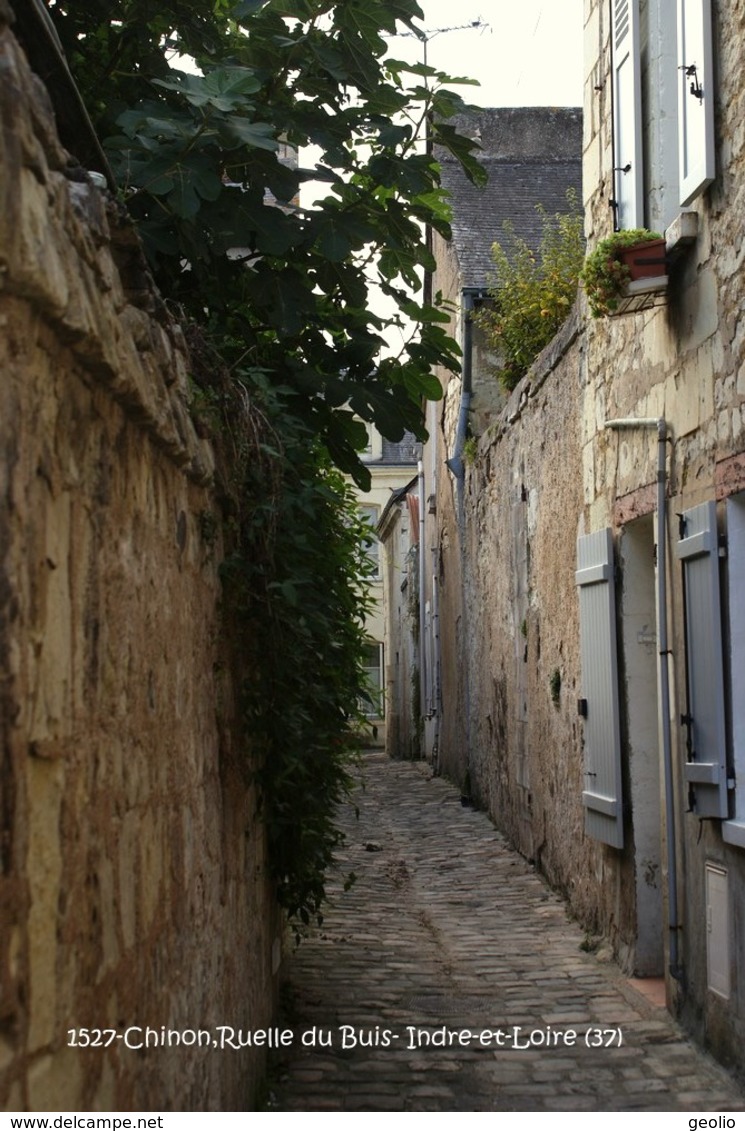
[0,13,278,1111]
[579,0,745,1069]
[459,311,642,957]
[441,0,745,1076]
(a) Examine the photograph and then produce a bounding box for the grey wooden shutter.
[675,501,729,818]
[576,529,624,848]
[677,0,715,205]
[612,0,644,229]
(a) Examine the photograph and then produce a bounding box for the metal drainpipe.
[446,292,475,495]
[418,459,427,715]
[445,291,476,782]
[604,417,682,981]
[432,567,441,761]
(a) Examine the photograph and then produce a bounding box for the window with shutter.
[612,0,644,229]
[677,0,716,205]
[609,0,715,229]
[674,501,729,819]
[576,528,624,848]
[359,504,380,579]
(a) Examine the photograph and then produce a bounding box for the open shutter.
[675,501,729,818]
[576,529,624,848]
[677,0,715,205]
[612,0,644,229]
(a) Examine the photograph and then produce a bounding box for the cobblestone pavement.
[270,752,745,1112]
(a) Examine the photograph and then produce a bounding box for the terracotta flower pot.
[617,238,667,280]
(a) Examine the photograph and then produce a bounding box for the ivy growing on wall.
[216,369,376,928]
[47,0,484,926]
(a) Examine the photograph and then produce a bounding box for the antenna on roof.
[391,18,490,47]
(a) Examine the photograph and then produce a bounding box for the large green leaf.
[216,117,278,151]
[153,67,262,111]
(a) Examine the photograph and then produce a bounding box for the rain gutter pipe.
[445,289,485,784]
[418,459,427,729]
[446,288,488,492]
[446,290,475,493]
[604,416,682,981]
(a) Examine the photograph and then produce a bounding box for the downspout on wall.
[445,289,478,497]
[417,458,427,741]
[604,416,682,983]
[445,288,486,784]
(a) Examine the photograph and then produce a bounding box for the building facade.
[414,106,583,777]
[352,428,420,748]
[388,1,745,1077]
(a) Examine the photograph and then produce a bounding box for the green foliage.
[220,372,375,930]
[48,0,484,927]
[579,228,663,318]
[549,668,562,708]
[462,435,478,465]
[49,0,485,485]
[476,190,584,391]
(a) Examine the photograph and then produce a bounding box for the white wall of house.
[350,431,419,747]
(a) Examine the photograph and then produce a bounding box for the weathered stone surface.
[0,22,277,1111]
[408,0,745,1083]
[274,754,745,1111]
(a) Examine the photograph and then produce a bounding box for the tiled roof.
[437,107,583,289]
[380,433,421,465]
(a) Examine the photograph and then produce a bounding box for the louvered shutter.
[677,0,715,205]
[612,0,644,229]
[576,529,624,848]
[675,501,729,818]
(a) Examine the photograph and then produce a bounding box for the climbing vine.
[47,0,484,926]
[216,371,375,927]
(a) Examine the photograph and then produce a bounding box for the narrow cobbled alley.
[271,753,745,1112]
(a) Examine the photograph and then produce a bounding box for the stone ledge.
[665,211,699,255]
[477,301,582,455]
[0,21,214,488]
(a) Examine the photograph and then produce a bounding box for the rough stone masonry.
[0,9,277,1110]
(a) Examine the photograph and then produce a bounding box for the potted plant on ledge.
[580,228,667,317]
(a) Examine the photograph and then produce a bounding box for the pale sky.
[300,3,586,350]
[403,0,584,108]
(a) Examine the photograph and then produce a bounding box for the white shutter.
[674,501,729,818]
[576,529,624,849]
[612,0,644,229]
[677,0,715,205]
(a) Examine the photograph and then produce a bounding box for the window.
[360,422,382,463]
[611,0,715,232]
[359,505,380,579]
[360,642,384,719]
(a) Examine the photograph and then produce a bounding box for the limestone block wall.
[0,14,277,1111]
[420,0,745,1079]
[459,312,641,955]
[579,0,745,1070]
